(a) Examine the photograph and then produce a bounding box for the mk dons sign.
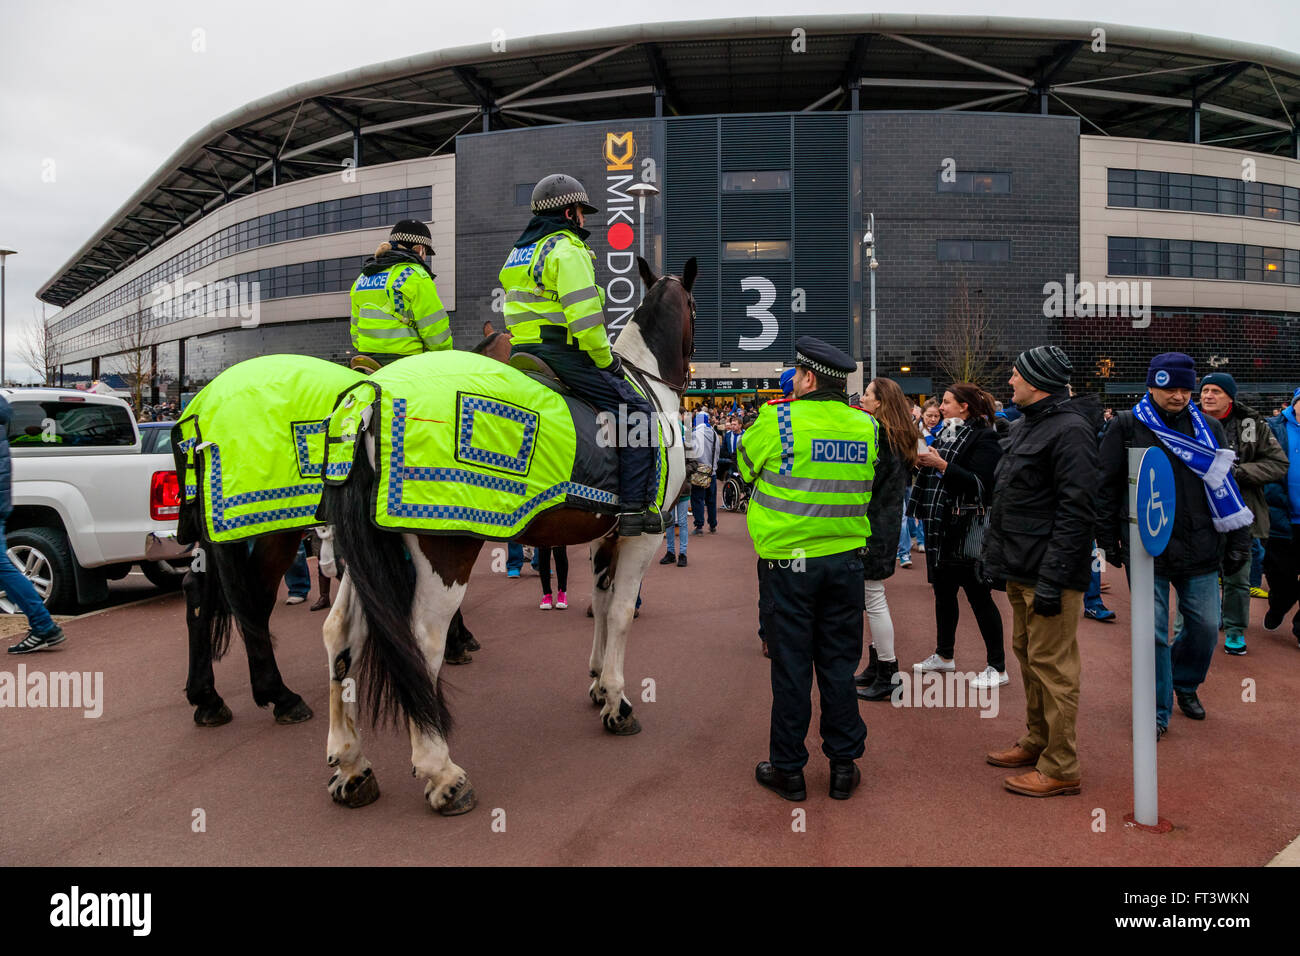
[601,131,638,340]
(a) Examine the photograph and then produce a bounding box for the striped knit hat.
[1014,345,1072,393]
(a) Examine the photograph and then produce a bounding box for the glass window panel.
[722,240,791,260]
[721,171,792,191]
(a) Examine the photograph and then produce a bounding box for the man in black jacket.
[1097,354,1252,740]
[982,347,1097,797]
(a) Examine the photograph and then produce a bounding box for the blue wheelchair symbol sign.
[1137,447,1176,556]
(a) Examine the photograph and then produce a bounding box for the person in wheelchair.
[498,173,661,537]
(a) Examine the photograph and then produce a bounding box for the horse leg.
[324,572,380,808]
[596,534,657,735]
[183,557,231,726]
[410,535,480,815]
[237,532,313,723]
[588,536,616,708]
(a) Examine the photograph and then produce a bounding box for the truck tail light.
[151,470,181,520]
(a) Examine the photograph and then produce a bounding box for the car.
[3,388,191,612]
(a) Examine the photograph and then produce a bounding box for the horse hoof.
[274,698,313,724]
[437,781,477,817]
[602,712,642,736]
[445,649,472,665]
[589,687,606,707]
[330,767,380,808]
[194,703,232,727]
[464,635,482,652]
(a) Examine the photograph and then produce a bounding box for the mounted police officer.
[738,336,876,801]
[349,219,452,370]
[498,173,661,536]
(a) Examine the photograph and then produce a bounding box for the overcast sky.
[1,0,1297,381]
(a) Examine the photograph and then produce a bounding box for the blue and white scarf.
[1133,395,1253,532]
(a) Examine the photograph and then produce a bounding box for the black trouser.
[759,550,867,772]
[933,562,1006,671]
[690,479,716,530]
[537,546,568,596]
[1263,533,1300,635]
[516,341,657,509]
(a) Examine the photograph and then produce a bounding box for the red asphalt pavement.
[2,510,1297,866]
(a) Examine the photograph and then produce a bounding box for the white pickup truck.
[3,387,191,612]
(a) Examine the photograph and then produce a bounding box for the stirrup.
[350,355,382,374]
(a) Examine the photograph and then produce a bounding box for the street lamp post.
[863,216,878,381]
[0,248,14,385]
[626,182,660,296]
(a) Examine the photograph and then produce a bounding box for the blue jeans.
[664,499,689,554]
[1084,555,1107,612]
[284,541,311,597]
[1250,538,1265,589]
[0,517,57,634]
[1156,572,1220,728]
[898,488,923,559]
[506,542,524,574]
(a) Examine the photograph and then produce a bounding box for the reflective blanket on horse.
[176,355,365,543]
[323,350,668,538]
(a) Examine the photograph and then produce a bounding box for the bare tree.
[18,305,65,385]
[933,279,999,388]
[106,312,157,414]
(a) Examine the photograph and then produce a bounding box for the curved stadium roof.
[39,13,1300,308]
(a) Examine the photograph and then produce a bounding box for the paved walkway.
[2,511,1296,865]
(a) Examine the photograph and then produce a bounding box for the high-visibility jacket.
[736,395,878,560]
[350,260,452,356]
[498,228,613,369]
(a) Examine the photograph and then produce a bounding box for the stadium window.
[515,183,537,206]
[937,239,1010,262]
[938,171,1011,194]
[721,171,791,191]
[722,240,791,260]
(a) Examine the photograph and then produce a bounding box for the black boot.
[854,644,879,687]
[857,659,899,701]
[755,762,806,801]
[828,760,861,799]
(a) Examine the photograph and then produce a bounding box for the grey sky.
[1,0,1297,381]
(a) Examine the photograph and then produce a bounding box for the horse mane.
[625,278,689,386]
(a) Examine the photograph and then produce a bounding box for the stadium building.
[37,15,1300,407]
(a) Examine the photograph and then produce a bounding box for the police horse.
[319,257,696,814]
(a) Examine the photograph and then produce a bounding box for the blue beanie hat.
[1199,372,1237,400]
[1147,352,1197,391]
[780,367,796,397]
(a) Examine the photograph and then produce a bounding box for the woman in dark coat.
[910,383,1008,687]
[855,377,919,700]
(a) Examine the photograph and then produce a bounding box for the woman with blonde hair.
[855,377,920,700]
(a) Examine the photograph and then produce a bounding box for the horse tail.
[324,437,450,739]
[176,477,236,660]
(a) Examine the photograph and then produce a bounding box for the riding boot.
[855,644,879,687]
[858,659,899,701]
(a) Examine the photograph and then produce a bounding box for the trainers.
[1084,606,1116,622]
[1224,634,1247,655]
[285,595,307,605]
[916,544,925,553]
[1156,724,1168,743]
[677,553,687,567]
[1250,586,1269,599]
[555,591,568,609]
[8,626,67,654]
[507,568,521,579]
[969,665,1009,688]
[914,653,955,672]
[539,594,553,610]
[900,556,913,569]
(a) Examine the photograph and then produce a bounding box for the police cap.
[794,336,856,380]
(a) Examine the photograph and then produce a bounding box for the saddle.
[507,351,573,397]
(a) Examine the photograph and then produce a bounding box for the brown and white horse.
[319,256,697,814]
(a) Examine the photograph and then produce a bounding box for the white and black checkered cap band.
[390,232,430,246]
[796,352,850,379]
[533,191,590,212]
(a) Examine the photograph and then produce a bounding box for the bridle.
[620,275,696,397]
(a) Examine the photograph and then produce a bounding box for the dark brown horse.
[319,256,697,814]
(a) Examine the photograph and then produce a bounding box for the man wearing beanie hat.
[1197,373,1290,655]
[983,346,1101,797]
[348,219,451,369]
[1098,353,1253,740]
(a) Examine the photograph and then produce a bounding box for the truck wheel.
[141,559,187,591]
[3,527,78,614]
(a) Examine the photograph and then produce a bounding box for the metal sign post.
[1126,446,1175,833]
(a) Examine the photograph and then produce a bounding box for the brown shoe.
[1003,769,1081,797]
[986,743,1039,768]
[310,595,331,612]
[761,641,770,659]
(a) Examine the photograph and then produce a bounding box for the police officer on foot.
[499,173,661,535]
[349,219,452,370]
[738,336,876,801]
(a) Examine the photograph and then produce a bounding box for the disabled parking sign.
[1136,446,1175,557]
